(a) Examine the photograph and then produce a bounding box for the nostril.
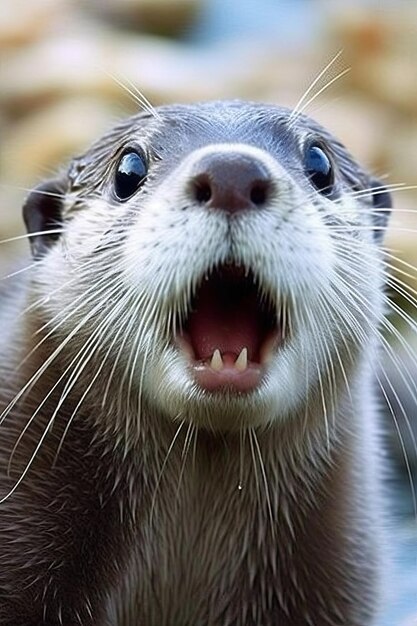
[189,155,274,212]
[193,178,212,204]
[250,182,269,206]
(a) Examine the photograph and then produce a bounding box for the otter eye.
[305,145,334,196]
[114,150,147,200]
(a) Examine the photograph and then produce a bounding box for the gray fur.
[0,101,391,625]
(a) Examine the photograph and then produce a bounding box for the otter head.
[23,101,391,434]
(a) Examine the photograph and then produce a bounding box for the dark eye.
[304,144,334,196]
[114,150,148,200]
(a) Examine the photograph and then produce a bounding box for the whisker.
[52,290,135,466]
[238,427,246,491]
[15,267,125,378]
[289,67,350,128]
[5,281,128,475]
[290,50,344,121]
[302,303,332,451]
[377,372,417,522]
[0,272,125,429]
[103,70,160,120]
[175,421,195,501]
[326,260,417,493]
[248,427,262,510]
[149,418,185,527]
[251,428,275,536]
[1,263,37,281]
[0,229,65,247]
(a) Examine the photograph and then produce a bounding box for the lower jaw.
[155,355,276,432]
[191,362,264,393]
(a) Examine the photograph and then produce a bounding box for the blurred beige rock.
[0,0,71,48]
[327,4,417,114]
[0,33,250,116]
[0,97,118,265]
[0,98,118,183]
[83,0,202,37]
[355,55,417,116]
[385,122,417,188]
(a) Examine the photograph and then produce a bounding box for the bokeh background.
[0,0,416,623]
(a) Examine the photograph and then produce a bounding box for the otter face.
[24,102,391,433]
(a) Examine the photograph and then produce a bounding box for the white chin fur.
[142,345,309,432]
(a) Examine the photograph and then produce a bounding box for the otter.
[0,101,392,625]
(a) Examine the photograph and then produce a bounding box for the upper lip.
[173,263,290,392]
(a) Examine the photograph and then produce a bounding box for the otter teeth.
[209,348,248,372]
[234,347,248,372]
[210,349,224,371]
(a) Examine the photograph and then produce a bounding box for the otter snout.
[187,149,276,214]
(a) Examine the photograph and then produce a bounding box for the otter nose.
[189,152,273,213]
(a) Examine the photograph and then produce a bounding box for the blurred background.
[0,0,416,623]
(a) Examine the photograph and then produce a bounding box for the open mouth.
[175,265,288,393]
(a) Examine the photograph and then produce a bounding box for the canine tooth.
[210,349,224,371]
[235,347,248,371]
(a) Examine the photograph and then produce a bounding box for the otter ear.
[369,177,392,243]
[23,177,67,259]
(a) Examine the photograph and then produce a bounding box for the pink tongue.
[187,285,261,361]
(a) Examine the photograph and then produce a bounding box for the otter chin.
[0,100,392,625]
